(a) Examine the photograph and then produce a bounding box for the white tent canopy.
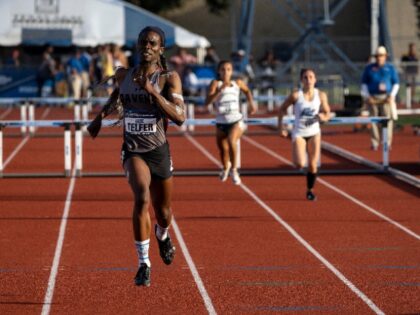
[0,0,210,48]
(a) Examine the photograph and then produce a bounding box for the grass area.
[395,115,420,127]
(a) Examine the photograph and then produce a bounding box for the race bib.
[125,117,157,135]
[219,101,236,114]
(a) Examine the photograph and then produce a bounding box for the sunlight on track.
[41,165,77,315]
[2,108,51,169]
[243,135,420,241]
[171,218,217,315]
[185,133,386,315]
[0,108,12,119]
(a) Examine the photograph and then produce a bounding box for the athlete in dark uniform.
[87,27,186,287]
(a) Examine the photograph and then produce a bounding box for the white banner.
[0,0,124,46]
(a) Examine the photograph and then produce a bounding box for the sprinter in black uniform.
[88,26,186,287]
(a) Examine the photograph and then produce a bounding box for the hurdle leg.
[20,102,27,135]
[28,102,35,136]
[267,88,274,112]
[180,104,188,132]
[74,123,83,177]
[75,123,83,177]
[236,139,241,169]
[64,124,72,177]
[187,103,195,132]
[253,88,259,112]
[82,101,89,132]
[382,127,389,169]
[74,101,81,121]
[406,84,412,109]
[241,103,248,123]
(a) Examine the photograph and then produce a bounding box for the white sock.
[155,224,169,241]
[135,239,150,267]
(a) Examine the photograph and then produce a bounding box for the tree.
[124,0,229,15]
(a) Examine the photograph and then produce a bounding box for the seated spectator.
[258,49,280,90]
[5,48,21,67]
[182,65,199,97]
[231,49,255,84]
[169,47,197,75]
[204,45,220,67]
[401,42,418,102]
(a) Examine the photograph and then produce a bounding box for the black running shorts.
[121,142,173,180]
[216,120,241,134]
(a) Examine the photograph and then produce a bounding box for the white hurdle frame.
[0,121,74,177]
[75,123,83,177]
[0,116,392,178]
[406,85,412,109]
[64,124,72,177]
[187,103,195,132]
[20,102,27,135]
[28,103,35,135]
[74,102,81,121]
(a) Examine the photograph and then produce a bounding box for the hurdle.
[0,116,406,180]
[0,120,73,178]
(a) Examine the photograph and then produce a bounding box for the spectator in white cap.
[361,46,400,150]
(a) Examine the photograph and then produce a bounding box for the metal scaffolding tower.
[235,0,392,81]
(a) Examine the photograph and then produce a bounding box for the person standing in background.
[401,42,418,103]
[79,48,92,98]
[36,44,55,97]
[67,48,83,100]
[361,46,400,150]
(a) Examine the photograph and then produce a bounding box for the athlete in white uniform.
[278,68,330,200]
[206,60,256,185]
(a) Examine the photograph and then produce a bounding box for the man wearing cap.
[361,46,400,150]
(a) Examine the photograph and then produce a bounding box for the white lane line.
[3,136,30,168]
[319,179,420,240]
[185,134,385,315]
[175,130,218,314]
[243,136,420,241]
[184,133,222,167]
[41,165,77,315]
[0,107,13,119]
[171,218,217,315]
[3,108,51,169]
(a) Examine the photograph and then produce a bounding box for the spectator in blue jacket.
[67,49,84,100]
[361,46,399,150]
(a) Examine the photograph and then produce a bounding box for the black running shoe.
[134,263,151,287]
[306,190,317,201]
[155,225,176,265]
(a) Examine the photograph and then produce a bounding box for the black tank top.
[119,67,167,153]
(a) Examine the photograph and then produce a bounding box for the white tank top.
[292,89,321,138]
[214,80,243,124]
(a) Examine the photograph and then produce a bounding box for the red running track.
[0,107,419,314]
